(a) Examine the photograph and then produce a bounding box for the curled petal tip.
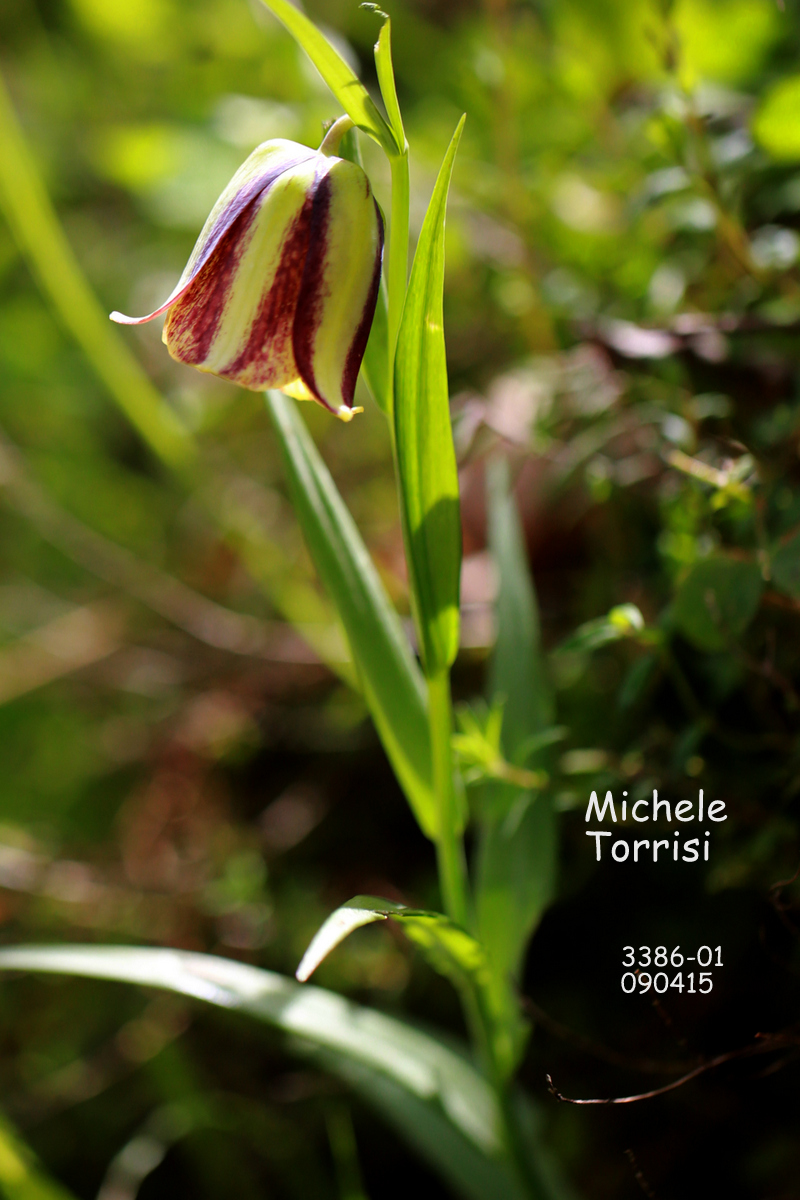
[335,406,363,423]
[110,301,175,325]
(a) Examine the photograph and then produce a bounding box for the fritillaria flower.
[111,119,383,421]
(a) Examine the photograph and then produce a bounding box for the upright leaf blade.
[256,0,399,155]
[265,391,435,837]
[486,459,553,747]
[474,460,558,1072]
[394,118,465,677]
[0,946,524,1200]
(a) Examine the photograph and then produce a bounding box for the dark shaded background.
[1,0,800,1197]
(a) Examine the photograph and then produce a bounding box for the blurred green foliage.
[1,0,800,1197]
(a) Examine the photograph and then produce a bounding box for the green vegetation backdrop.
[1,0,800,1196]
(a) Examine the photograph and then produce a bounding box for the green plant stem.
[386,151,410,399]
[428,671,469,928]
[498,1092,554,1200]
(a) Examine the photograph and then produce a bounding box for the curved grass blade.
[256,0,399,156]
[296,895,518,1080]
[374,16,406,153]
[265,391,435,837]
[0,946,519,1200]
[296,895,489,990]
[394,118,465,677]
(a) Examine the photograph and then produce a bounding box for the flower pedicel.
[111,118,383,422]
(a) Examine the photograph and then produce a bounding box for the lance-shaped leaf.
[265,391,436,837]
[394,118,465,677]
[0,946,533,1200]
[473,460,558,1075]
[256,0,400,156]
[296,895,519,1081]
[374,16,406,154]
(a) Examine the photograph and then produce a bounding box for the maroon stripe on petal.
[292,170,333,404]
[341,199,384,409]
[188,152,314,284]
[219,190,315,388]
[165,202,258,364]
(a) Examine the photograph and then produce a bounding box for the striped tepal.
[111,139,384,421]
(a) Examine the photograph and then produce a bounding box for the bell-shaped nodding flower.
[111,119,383,422]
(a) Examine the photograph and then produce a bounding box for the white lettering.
[653,791,671,822]
[586,830,612,860]
[585,791,616,822]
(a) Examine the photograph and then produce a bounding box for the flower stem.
[427,671,469,929]
[386,150,410,393]
[318,115,355,156]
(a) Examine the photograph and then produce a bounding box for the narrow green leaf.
[486,459,553,748]
[0,946,518,1200]
[0,1114,78,1200]
[325,1105,368,1200]
[374,17,406,153]
[297,895,519,1080]
[473,460,558,1075]
[474,793,553,1052]
[265,391,435,837]
[256,0,399,155]
[314,1051,529,1200]
[394,117,465,676]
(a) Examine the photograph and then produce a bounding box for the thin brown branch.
[546,1031,800,1105]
